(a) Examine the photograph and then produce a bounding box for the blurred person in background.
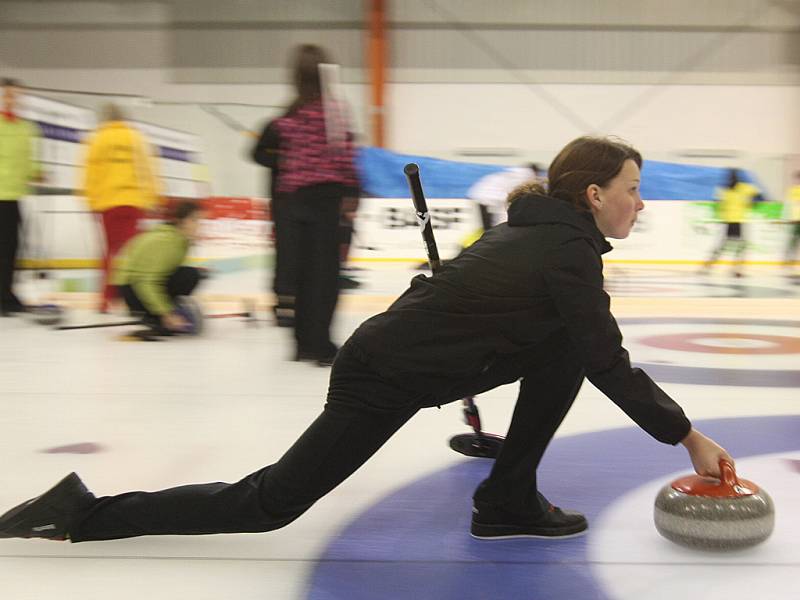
[0,78,40,316]
[81,103,161,313]
[703,168,763,278]
[113,200,203,335]
[457,162,543,253]
[783,171,800,279]
[254,44,360,366]
[469,162,543,232]
[415,162,543,271]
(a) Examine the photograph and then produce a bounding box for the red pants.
[100,206,144,310]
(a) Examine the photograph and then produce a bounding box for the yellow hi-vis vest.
[716,182,759,223]
[786,184,800,222]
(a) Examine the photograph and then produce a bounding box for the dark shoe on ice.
[296,344,338,366]
[3,293,27,314]
[316,354,337,367]
[294,349,317,362]
[471,501,588,540]
[338,275,361,290]
[0,472,95,540]
[0,300,26,316]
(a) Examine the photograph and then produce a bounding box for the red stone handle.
[719,458,738,487]
[671,457,758,497]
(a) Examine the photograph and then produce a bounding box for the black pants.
[0,200,23,310]
[282,183,343,359]
[118,266,200,326]
[786,222,800,263]
[270,194,296,315]
[441,336,584,515]
[707,221,745,264]
[68,335,583,542]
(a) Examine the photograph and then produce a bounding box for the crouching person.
[113,200,203,335]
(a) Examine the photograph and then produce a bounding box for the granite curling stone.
[654,459,774,551]
[174,296,204,335]
[30,303,65,327]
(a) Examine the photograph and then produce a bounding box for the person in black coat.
[251,44,360,365]
[0,136,732,543]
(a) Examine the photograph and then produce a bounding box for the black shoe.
[3,292,26,313]
[470,501,588,540]
[295,352,337,366]
[139,316,174,337]
[0,472,95,540]
[316,342,339,367]
[316,354,337,367]
[338,275,361,290]
[296,344,338,366]
[0,300,26,315]
[294,349,317,362]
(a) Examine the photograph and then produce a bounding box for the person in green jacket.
[0,78,40,315]
[113,200,203,334]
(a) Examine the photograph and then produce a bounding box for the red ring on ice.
[638,332,800,354]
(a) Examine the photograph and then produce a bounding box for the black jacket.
[351,193,691,445]
[251,119,281,199]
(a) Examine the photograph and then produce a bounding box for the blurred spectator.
[113,200,203,335]
[785,171,800,278]
[0,78,40,316]
[81,103,161,313]
[703,168,763,278]
[255,44,360,366]
[468,163,543,231]
[455,163,542,251]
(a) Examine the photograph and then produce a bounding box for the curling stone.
[30,303,65,327]
[174,296,203,335]
[654,458,774,551]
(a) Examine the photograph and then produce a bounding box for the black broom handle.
[403,163,442,273]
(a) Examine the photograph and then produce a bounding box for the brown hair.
[507,182,542,208]
[100,102,125,122]
[522,136,642,211]
[289,44,331,109]
[170,200,201,224]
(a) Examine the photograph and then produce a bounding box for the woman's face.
[587,159,644,239]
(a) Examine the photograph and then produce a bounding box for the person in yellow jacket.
[0,78,40,316]
[81,103,161,312]
[784,171,800,277]
[704,168,763,278]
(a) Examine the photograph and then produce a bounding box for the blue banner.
[356,147,768,201]
[357,147,506,199]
